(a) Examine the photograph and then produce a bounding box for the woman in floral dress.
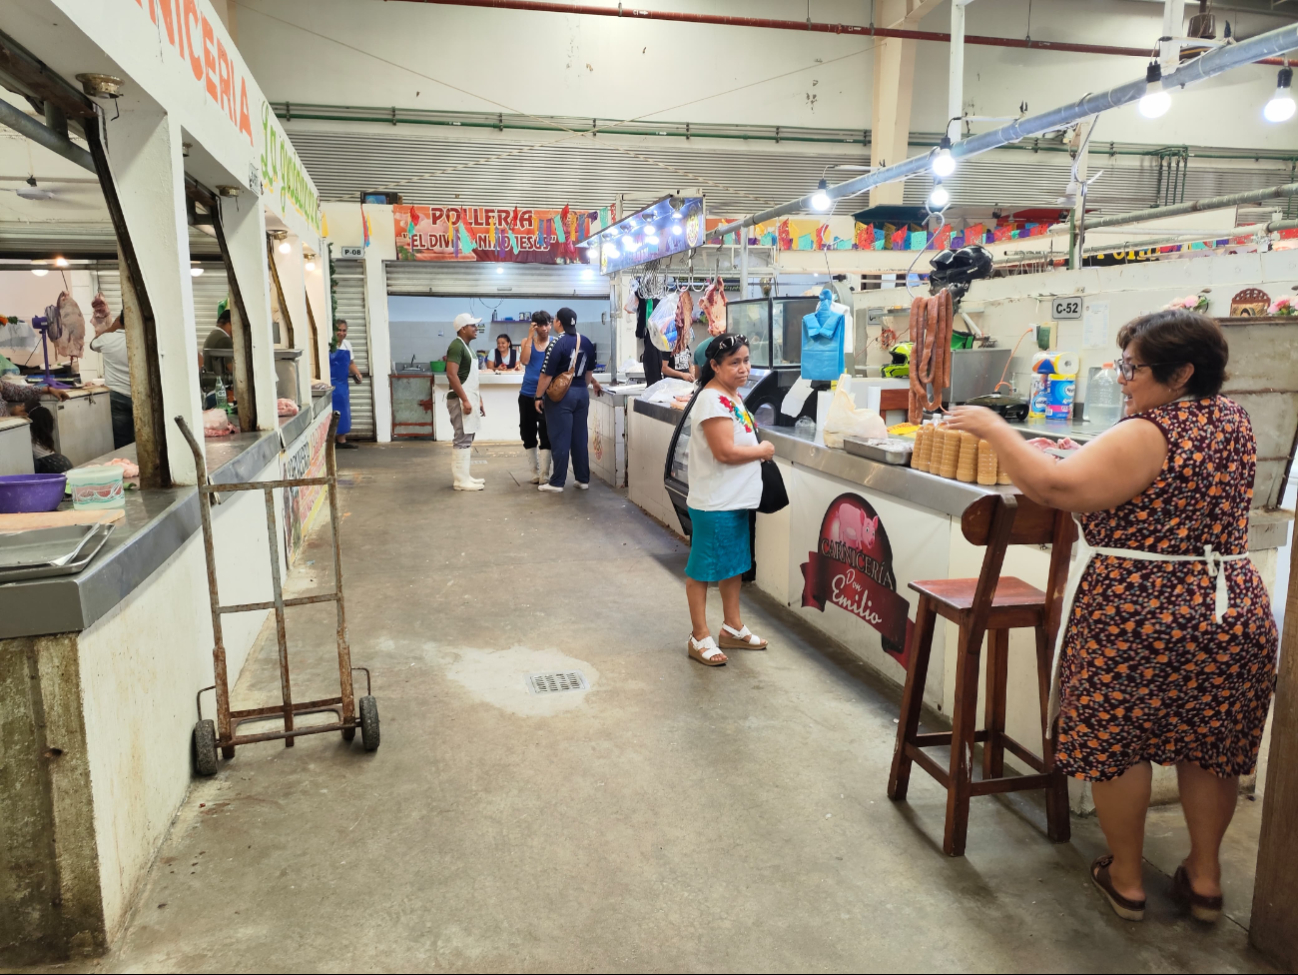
[948,310,1276,924]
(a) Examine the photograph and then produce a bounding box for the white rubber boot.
[452,449,483,491]
[466,447,485,486]
[527,446,540,483]
[535,449,552,485]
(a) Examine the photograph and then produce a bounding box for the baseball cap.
[453,312,482,330]
[556,307,577,329]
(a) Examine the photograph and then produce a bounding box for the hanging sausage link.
[907,288,954,424]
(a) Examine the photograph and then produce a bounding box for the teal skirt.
[685,507,751,582]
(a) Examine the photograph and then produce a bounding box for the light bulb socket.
[1146,61,1163,85]
[1279,66,1293,90]
[938,134,953,151]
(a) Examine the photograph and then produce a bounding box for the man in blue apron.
[330,319,364,449]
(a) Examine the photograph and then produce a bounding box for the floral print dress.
[1055,396,1278,782]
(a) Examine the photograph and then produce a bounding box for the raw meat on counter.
[202,408,236,437]
[105,457,140,478]
[277,398,299,417]
[1026,436,1082,453]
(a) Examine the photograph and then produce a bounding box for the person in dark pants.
[533,306,602,493]
[518,311,554,484]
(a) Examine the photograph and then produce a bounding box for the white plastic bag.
[646,291,680,352]
[821,373,887,449]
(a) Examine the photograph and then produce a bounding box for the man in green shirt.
[445,312,486,491]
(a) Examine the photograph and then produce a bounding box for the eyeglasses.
[1116,359,1174,381]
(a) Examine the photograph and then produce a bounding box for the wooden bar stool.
[887,494,1075,857]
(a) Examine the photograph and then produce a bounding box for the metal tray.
[0,522,114,582]
[842,436,915,466]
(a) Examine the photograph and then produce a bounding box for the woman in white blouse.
[683,334,774,666]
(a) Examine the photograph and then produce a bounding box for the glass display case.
[726,296,819,370]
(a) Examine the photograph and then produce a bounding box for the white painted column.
[363,249,392,442]
[219,194,278,430]
[103,96,203,484]
[274,239,312,406]
[304,245,329,383]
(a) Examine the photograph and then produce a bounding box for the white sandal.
[718,623,767,650]
[687,635,727,666]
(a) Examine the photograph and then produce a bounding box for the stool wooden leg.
[944,627,982,857]
[888,597,937,803]
[1034,623,1071,843]
[982,628,1009,780]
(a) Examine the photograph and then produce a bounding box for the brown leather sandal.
[1091,855,1145,922]
[1173,864,1223,923]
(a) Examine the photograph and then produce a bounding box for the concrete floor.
[48,443,1277,973]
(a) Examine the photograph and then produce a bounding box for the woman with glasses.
[947,309,1276,925]
[683,334,775,666]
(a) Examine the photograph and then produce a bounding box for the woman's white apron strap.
[1047,530,1251,727]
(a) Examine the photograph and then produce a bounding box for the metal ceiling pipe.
[0,98,93,171]
[391,0,1291,64]
[1051,181,1298,232]
[707,22,1298,241]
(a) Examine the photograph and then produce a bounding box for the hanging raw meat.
[700,278,727,332]
[90,292,114,337]
[907,288,954,424]
[673,289,694,344]
[52,292,85,358]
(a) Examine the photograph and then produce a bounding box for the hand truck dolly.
[175,412,379,774]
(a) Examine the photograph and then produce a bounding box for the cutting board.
[0,509,125,534]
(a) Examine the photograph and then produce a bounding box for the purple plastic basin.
[0,473,68,514]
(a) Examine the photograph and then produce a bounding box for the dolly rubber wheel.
[359,696,380,752]
[193,720,219,776]
[341,725,356,742]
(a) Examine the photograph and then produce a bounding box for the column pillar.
[219,196,278,430]
[101,96,203,484]
[363,248,392,442]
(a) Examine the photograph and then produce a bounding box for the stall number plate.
[1051,296,1084,320]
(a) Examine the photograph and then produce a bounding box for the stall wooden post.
[1249,552,1298,969]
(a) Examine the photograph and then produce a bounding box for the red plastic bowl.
[0,473,68,514]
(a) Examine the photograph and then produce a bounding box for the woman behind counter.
[948,309,1276,926]
[490,334,520,373]
[681,334,774,667]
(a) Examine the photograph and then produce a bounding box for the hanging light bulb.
[304,259,316,272]
[30,267,49,277]
[53,256,69,268]
[1265,66,1295,122]
[190,266,204,277]
[1138,61,1171,119]
[931,136,956,178]
[645,224,659,240]
[928,183,950,210]
[810,178,831,212]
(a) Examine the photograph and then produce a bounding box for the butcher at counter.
[0,379,69,418]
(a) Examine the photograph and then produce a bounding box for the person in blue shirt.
[518,311,554,484]
[533,306,602,493]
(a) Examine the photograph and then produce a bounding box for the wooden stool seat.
[888,495,1075,857]
[909,576,1047,617]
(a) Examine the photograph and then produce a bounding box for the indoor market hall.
[0,2,1295,973]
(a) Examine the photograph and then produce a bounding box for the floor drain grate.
[527,671,588,695]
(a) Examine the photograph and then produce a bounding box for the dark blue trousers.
[543,385,590,487]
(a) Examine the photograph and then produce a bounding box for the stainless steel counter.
[759,426,1015,519]
[0,394,336,640]
[0,416,34,476]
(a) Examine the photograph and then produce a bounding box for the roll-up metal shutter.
[93,261,231,348]
[384,261,609,298]
[331,259,374,439]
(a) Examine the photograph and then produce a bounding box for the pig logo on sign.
[803,494,911,668]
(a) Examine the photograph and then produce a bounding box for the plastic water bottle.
[1086,363,1123,427]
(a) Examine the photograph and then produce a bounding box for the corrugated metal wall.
[285,125,1296,219]
[384,262,610,298]
[0,224,224,259]
[330,259,374,439]
[93,261,232,347]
